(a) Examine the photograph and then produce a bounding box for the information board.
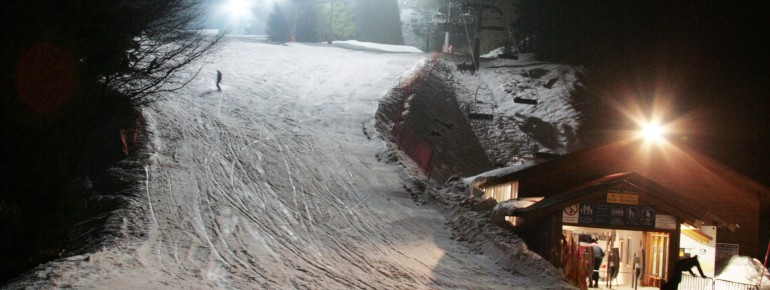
[576,202,655,228]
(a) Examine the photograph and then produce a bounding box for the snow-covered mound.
[717,256,770,289]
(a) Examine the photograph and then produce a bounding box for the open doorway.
[563,225,666,289]
[643,231,670,287]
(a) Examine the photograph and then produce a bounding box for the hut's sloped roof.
[510,172,737,231]
[481,140,769,227]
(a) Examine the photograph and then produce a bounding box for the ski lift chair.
[432,11,447,24]
[514,86,539,105]
[514,97,538,105]
[500,30,521,60]
[461,11,475,24]
[514,65,540,105]
[500,45,519,60]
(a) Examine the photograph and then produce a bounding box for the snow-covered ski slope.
[6,39,570,289]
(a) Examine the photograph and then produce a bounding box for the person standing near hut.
[589,238,605,288]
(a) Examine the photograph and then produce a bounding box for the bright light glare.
[225,0,252,20]
[640,122,664,141]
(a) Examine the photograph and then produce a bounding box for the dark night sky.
[671,4,770,187]
[570,2,770,187]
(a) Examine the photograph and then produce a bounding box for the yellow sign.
[607,191,639,205]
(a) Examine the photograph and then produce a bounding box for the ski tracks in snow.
[23,42,544,289]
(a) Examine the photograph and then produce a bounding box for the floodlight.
[640,122,664,142]
[225,0,251,21]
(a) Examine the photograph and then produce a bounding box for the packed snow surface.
[6,39,571,289]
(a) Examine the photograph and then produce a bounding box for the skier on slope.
[216,70,222,91]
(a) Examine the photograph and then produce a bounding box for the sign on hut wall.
[565,202,656,228]
[654,214,677,230]
[607,191,639,205]
[562,204,579,223]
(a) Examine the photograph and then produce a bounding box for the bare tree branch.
[100,0,224,105]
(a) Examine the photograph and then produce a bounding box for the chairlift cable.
[508,30,522,56]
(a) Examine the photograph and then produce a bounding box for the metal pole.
[473,8,481,70]
[443,1,450,53]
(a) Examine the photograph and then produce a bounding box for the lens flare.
[641,122,664,141]
[225,0,252,21]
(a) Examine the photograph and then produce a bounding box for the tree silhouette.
[317,1,356,43]
[266,2,292,42]
[356,0,404,45]
[0,0,221,283]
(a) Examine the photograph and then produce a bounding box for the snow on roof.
[496,197,543,212]
[461,161,535,186]
[331,40,424,53]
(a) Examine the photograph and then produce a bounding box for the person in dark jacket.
[589,238,605,288]
[662,256,708,290]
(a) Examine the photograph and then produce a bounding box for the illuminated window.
[483,180,519,201]
[483,181,519,225]
[645,232,669,282]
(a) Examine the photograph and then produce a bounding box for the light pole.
[473,7,482,69]
[443,1,451,53]
[462,1,503,70]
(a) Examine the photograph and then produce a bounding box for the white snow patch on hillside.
[332,40,423,53]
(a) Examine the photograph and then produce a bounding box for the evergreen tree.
[266,3,291,42]
[296,3,320,42]
[316,1,356,43]
[356,0,404,45]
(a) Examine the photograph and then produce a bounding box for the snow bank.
[331,40,423,53]
[192,29,221,35]
[716,256,770,289]
[226,34,268,41]
[448,199,572,289]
